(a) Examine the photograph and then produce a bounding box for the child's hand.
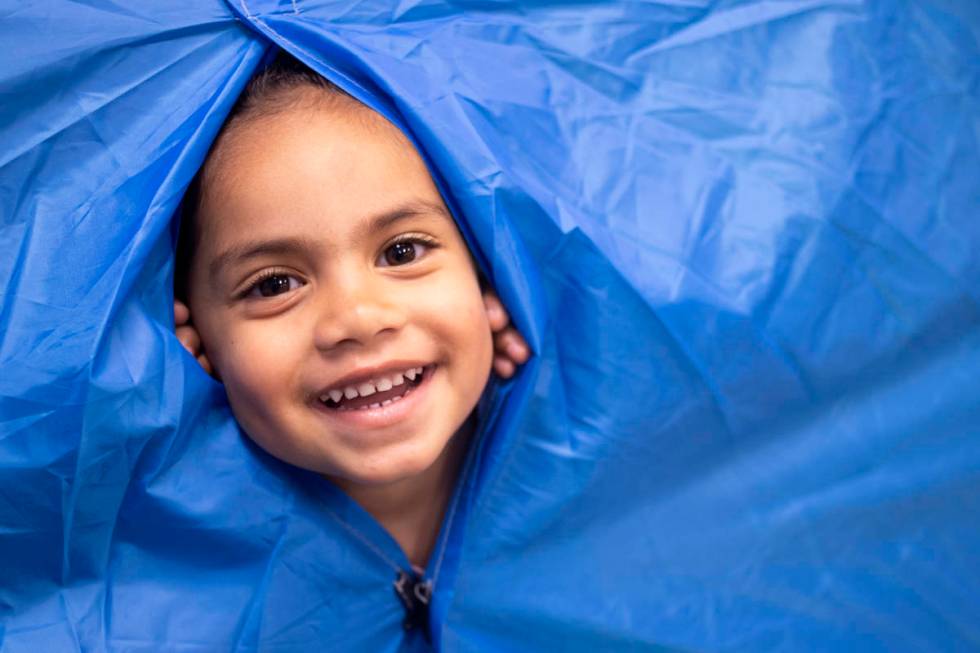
[174,299,214,376]
[483,292,530,379]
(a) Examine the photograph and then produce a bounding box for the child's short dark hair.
[175,52,348,299]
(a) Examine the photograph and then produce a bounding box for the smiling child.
[174,54,528,571]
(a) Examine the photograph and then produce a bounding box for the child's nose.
[311,277,407,351]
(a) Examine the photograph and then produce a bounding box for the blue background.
[1,0,978,650]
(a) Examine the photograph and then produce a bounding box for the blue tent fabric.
[2,0,979,650]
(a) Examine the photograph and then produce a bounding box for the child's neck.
[335,419,474,570]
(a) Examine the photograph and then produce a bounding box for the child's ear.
[174,299,218,379]
[482,290,531,380]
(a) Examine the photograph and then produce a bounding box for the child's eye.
[377,236,437,267]
[244,273,304,298]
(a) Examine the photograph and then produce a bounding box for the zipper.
[318,497,434,638]
[393,568,433,634]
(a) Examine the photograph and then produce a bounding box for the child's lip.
[310,365,436,430]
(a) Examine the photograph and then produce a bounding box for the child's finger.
[483,292,509,332]
[495,328,530,364]
[505,330,530,363]
[196,353,213,376]
[175,325,201,356]
[174,299,190,325]
[493,355,516,379]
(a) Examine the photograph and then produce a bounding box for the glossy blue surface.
[2,1,979,650]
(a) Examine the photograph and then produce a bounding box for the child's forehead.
[195,119,451,246]
[203,96,413,194]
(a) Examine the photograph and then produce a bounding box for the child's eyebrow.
[208,201,453,279]
[359,199,453,240]
[209,237,320,278]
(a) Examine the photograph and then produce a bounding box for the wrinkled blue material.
[2,0,980,650]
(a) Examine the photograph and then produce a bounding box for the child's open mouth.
[318,365,433,411]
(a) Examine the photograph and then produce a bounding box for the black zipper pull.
[393,570,432,637]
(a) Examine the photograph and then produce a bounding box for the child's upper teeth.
[324,366,426,403]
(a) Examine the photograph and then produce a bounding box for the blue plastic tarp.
[1,0,979,650]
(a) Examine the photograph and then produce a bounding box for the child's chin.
[324,454,440,489]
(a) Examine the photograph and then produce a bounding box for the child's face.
[186,91,493,488]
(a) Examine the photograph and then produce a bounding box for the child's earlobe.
[482,291,531,380]
[174,299,217,378]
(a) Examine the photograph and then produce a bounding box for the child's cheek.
[218,325,298,407]
[458,287,495,374]
[214,328,302,457]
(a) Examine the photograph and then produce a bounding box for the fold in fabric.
[1,0,978,650]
